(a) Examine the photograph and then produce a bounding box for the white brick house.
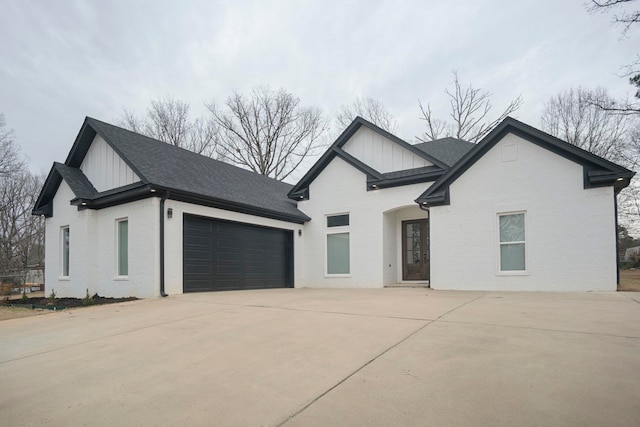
[33,116,634,297]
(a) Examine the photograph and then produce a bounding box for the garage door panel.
[216,239,240,249]
[183,215,293,292]
[244,265,267,274]
[244,240,266,250]
[185,220,212,232]
[218,265,240,275]
[185,236,212,247]
[184,264,213,274]
[217,252,240,262]
[184,250,213,261]
[245,249,265,259]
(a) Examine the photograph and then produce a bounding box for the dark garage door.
[183,214,294,292]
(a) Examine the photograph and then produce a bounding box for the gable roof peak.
[34,116,310,223]
[288,116,449,199]
[416,116,635,206]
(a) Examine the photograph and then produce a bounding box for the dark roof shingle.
[413,137,475,167]
[34,117,309,222]
[53,162,97,199]
[86,117,309,222]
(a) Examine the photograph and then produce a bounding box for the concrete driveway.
[2,289,639,427]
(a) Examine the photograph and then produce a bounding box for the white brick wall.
[44,181,160,298]
[430,133,617,291]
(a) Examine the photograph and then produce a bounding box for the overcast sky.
[1,0,638,181]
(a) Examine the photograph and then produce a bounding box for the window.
[327,214,349,227]
[326,214,350,275]
[117,219,128,276]
[499,213,525,272]
[327,233,350,274]
[61,226,69,277]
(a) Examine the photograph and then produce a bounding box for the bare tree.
[0,115,45,287]
[589,0,639,35]
[541,87,636,164]
[336,97,397,133]
[121,96,218,158]
[417,71,523,143]
[587,0,640,114]
[1,171,45,287]
[541,87,640,231]
[0,114,23,178]
[206,86,328,180]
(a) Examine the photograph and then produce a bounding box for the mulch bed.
[1,295,138,310]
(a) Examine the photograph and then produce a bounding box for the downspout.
[159,191,169,297]
[614,191,620,287]
[418,202,431,283]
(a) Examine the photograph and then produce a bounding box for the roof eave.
[32,203,52,217]
[70,184,155,210]
[152,186,310,224]
[288,116,449,200]
[32,164,62,217]
[416,189,449,207]
[368,170,445,190]
[415,117,637,207]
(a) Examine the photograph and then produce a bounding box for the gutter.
[159,191,169,297]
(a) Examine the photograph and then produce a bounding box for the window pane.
[327,232,349,274]
[327,214,349,227]
[500,214,524,242]
[62,227,69,277]
[118,220,128,276]
[406,225,421,264]
[500,243,525,271]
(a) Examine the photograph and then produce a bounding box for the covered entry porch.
[382,205,430,287]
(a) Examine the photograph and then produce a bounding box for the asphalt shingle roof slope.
[86,117,309,222]
[413,137,475,167]
[53,162,97,199]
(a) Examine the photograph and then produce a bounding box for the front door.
[402,219,429,281]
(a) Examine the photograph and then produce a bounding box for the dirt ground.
[0,292,136,321]
[618,269,640,291]
[0,292,48,321]
[0,306,50,321]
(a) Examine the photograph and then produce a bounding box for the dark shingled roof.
[416,117,635,206]
[288,116,449,200]
[53,162,97,199]
[34,117,310,223]
[413,137,475,167]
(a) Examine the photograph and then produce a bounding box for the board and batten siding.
[80,135,140,192]
[342,127,431,173]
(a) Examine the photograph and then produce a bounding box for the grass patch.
[619,269,640,292]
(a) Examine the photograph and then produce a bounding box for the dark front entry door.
[402,219,429,281]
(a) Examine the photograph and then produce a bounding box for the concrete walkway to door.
[1,288,639,426]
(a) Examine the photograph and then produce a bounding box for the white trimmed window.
[326,214,350,275]
[117,219,128,276]
[498,212,526,272]
[61,226,70,277]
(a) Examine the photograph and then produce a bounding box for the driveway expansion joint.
[176,298,438,322]
[276,293,487,426]
[437,319,640,340]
